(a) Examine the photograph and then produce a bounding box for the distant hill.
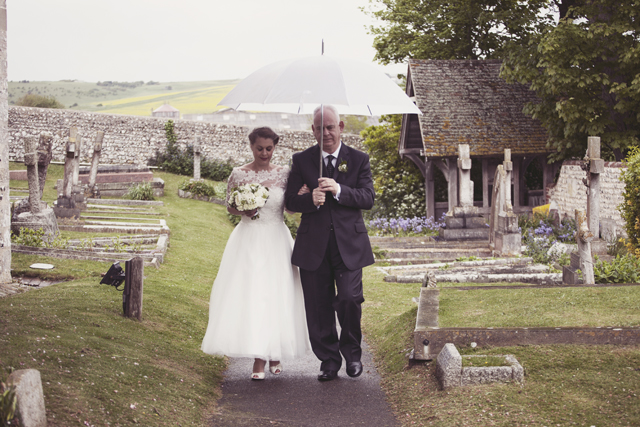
[8,79,241,116]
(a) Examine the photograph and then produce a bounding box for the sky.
[8,0,408,83]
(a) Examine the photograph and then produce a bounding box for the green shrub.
[124,182,155,200]
[15,93,64,109]
[149,120,234,181]
[594,254,640,284]
[619,145,640,258]
[179,180,217,198]
[11,227,69,249]
[0,366,16,426]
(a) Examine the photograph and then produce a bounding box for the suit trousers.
[299,227,364,371]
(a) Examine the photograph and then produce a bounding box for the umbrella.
[218,55,421,116]
[218,55,421,176]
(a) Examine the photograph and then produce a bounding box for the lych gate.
[399,59,561,220]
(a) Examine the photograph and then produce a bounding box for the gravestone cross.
[36,132,53,200]
[193,138,201,180]
[71,133,83,188]
[88,131,104,197]
[457,144,473,208]
[586,137,603,238]
[576,208,595,284]
[23,136,42,215]
[62,127,77,199]
[502,149,513,212]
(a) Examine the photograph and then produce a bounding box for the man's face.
[312,108,344,154]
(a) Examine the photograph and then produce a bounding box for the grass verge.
[2,170,232,426]
[362,268,640,426]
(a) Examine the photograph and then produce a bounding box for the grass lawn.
[362,268,640,426]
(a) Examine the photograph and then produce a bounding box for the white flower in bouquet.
[229,183,269,219]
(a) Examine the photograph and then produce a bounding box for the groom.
[285,105,375,381]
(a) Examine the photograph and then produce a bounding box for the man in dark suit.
[285,105,375,381]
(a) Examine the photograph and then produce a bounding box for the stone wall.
[547,160,626,234]
[8,106,364,167]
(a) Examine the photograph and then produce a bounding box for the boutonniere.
[338,159,348,173]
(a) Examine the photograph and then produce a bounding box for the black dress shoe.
[317,370,338,381]
[346,361,363,378]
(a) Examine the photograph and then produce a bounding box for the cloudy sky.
[8,0,407,82]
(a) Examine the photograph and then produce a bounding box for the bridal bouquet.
[228,183,269,220]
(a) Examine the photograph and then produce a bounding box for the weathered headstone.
[439,144,489,240]
[586,137,603,237]
[12,136,59,241]
[562,209,594,284]
[87,131,104,198]
[193,138,201,180]
[8,369,47,427]
[490,150,521,255]
[36,131,53,199]
[53,127,84,218]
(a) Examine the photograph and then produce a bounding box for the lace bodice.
[227,166,289,225]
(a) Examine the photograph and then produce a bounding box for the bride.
[201,126,311,380]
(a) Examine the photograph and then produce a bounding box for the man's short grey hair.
[313,105,340,122]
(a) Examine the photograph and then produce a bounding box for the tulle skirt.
[201,220,311,360]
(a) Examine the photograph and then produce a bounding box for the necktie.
[326,155,335,178]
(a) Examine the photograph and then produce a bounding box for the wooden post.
[425,161,435,220]
[447,157,458,212]
[124,257,144,320]
[482,158,489,209]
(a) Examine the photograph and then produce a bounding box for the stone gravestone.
[489,150,521,256]
[12,132,53,220]
[11,136,59,242]
[53,127,85,218]
[562,209,595,284]
[193,138,201,181]
[86,131,104,198]
[8,369,47,427]
[439,144,490,240]
[583,136,607,254]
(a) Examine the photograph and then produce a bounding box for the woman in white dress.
[201,127,311,380]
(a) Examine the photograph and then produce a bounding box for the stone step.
[370,236,489,250]
[379,247,492,260]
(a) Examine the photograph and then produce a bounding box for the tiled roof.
[406,59,549,158]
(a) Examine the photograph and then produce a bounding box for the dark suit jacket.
[285,143,375,271]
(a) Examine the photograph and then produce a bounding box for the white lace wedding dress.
[201,166,311,360]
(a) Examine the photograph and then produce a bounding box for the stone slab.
[78,171,154,184]
[445,216,465,229]
[494,231,522,256]
[435,343,461,390]
[413,327,640,361]
[416,288,439,329]
[451,206,479,218]
[8,369,47,427]
[459,355,524,386]
[466,216,488,229]
[9,169,27,180]
[439,228,490,241]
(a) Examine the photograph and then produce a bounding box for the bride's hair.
[248,127,280,146]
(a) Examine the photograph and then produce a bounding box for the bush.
[124,182,155,200]
[15,93,64,109]
[179,180,217,198]
[11,227,69,249]
[149,120,234,181]
[594,254,640,283]
[0,366,16,426]
[619,145,640,258]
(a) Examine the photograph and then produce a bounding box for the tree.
[342,115,369,135]
[15,94,64,109]
[502,0,640,161]
[366,0,553,63]
[620,145,640,257]
[362,115,426,218]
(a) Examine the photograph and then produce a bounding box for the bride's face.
[251,137,275,167]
